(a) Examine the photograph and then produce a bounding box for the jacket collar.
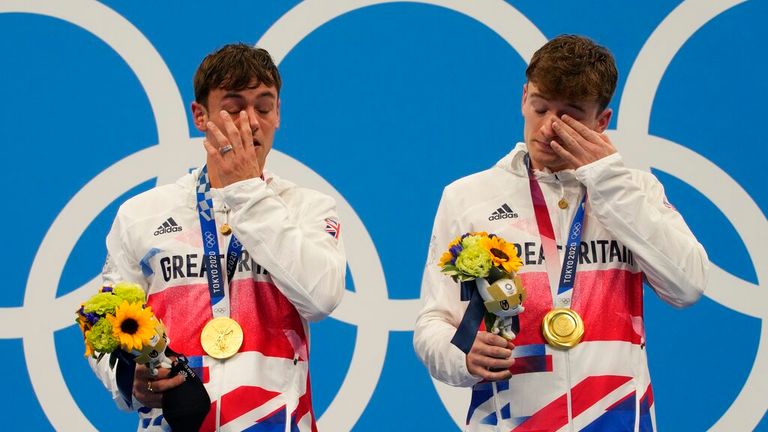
[496,142,579,184]
[178,165,287,210]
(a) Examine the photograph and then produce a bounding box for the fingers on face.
[552,119,581,149]
[202,138,221,159]
[238,111,254,151]
[561,114,604,143]
[219,110,243,149]
[207,121,230,151]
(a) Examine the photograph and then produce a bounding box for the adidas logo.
[154,217,183,236]
[488,203,518,221]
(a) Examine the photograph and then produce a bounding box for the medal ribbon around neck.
[526,155,587,309]
[196,166,244,318]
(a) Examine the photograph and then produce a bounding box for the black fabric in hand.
[162,350,211,431]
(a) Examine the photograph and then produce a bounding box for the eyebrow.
[529,92,587,114]
[222,91,277,101]
[564,103,587,114]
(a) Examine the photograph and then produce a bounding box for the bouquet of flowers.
[439,232,526,340]
[77,282,171,373]
[77,282,211,430]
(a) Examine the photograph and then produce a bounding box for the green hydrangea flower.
[83,293,123,316]
[461,235,483,250]
[87,318,120,353]
[455,245,492,278]
[113,282,146,305]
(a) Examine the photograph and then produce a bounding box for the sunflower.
[106,301,155,352]
[438,251,455,267]
[76,314,89,335]
[480,236,522,274]
[83,332,95,357]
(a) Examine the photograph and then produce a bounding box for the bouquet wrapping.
[439,232,527,349]
[77,282,210,431]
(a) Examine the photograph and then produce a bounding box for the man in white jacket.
[414,35,708,431]
[92,44,346,431]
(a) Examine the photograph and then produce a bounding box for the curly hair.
[526,35,617,110]
[193,43,281,107]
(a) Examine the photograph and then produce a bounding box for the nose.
[244,107,260,132]
[539,113,557,140]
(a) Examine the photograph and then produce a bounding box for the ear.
[275,97,281,129]
[521,83,529,114]
[595,108,612,133]
[191,101,208,132]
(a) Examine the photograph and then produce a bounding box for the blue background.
[1,1,765,430]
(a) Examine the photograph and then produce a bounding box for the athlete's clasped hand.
[466,331,515,381]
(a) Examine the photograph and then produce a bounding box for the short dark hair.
[193,43,282,107]
[526,35,617,110]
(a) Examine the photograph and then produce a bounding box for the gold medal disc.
[220,223,233,236]
[542,308,584,349]
[201,317,244,359]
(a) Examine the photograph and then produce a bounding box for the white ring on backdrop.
[257,0,547,429]
[0,0,762,431]
[1,1,389,431]
[264,0,766,430]
[616,0,766,429]
[0,0,189,430]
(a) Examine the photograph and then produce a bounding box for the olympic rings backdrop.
[1,0,765,430]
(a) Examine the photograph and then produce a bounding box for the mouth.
[533,139,555,153]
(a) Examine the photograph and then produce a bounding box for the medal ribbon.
[527,156,587,308]
[196,166,244,318]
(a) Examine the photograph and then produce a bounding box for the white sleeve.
[215,178,346,322]
[575,153,710,307]
[91,211,147,412]
[413,190,482,387]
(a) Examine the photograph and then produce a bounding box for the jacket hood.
[496,142,579,184]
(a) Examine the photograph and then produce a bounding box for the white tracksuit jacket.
[414,143,708,431]
[91,168,346,432]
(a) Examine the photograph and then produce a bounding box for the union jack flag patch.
[324,217,341,239]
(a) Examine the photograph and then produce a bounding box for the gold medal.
[542,308,584,349]
[558,198,569,209]
[220,223,232,235]
[201,317,244,359]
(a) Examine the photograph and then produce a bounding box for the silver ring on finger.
[219,144,234,155]
[147,381,154,393]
